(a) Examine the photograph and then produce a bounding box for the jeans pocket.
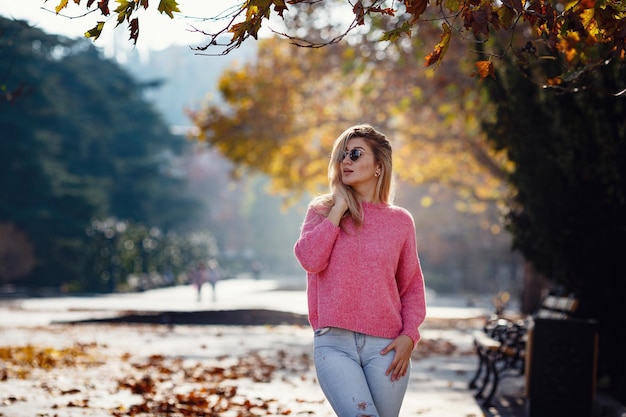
[314,327,331,337]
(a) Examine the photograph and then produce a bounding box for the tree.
[482,56,626,402]
[188,32,510,209]
[48,0,626,88]
[0,17,202,290]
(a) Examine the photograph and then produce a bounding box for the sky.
[0,0,244,58]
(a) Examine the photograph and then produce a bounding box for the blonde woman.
[294,124,427,417]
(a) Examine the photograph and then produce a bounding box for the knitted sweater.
[294,201,427,346]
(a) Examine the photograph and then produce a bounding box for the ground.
[0,278,590,417]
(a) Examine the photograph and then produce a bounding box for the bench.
[468,294,579,406]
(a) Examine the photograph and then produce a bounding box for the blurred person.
[191,261,207,302]
[206,259,221,302]
[294,124,427,417]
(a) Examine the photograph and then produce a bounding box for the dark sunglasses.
[341,148,366,162]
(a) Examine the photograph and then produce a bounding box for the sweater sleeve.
[396,214,427,346]
[294,206,340,273]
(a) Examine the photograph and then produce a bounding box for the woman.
[294,124,427,417]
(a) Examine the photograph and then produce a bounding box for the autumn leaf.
[404,0,430,23]
[273,0,288,17]
[501,0,523,13]
[497,4,516,30]
[370,6,396,16]
[471,60,496,79]
[0,343,100,379]
[85,21,105,40]
[380,21,412,42]
[229,21,248,43]
[424,22,451,67]
[463,4,492,36]
[129,18,139,44]
[114,0,133,26]
[580,8,598,35]
[54,0,69,13]
[227,2,273,42]
[353,1,365,25]
[158,0,180,18]
[97,0,110,16]
[442,0,461,13]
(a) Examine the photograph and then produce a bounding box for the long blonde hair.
[312,124,395,226]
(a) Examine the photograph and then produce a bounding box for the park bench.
[468,293,580,407]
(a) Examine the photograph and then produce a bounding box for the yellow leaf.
[55,0,69,13]
[158,0,180,18]
[85,21,105,40]
[443,0,462,13]
[424,23,451,68]
[114,0,132,25]
[579,8,600,39]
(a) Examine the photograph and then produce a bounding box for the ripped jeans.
[313,327,410,417]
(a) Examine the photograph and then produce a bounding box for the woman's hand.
[381,335,414,381]
[327,190,348,226]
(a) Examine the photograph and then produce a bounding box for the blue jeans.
[313,327,411,417]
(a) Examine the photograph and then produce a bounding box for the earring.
[375,171,380,177]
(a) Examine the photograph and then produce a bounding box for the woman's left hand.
[381,335,414,381]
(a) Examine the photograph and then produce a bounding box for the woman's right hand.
[333,190,348,211]
[327,190,348,226]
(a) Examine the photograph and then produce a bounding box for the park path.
[1,277,528,417]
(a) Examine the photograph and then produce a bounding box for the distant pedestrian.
[191,262,207,302]
[294,124,427,417]
[206,260,221,302]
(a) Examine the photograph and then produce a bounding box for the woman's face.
[340,137,380,190]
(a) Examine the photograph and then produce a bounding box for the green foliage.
[482,57,626,401]
[0,17,203,290]
[82,218,217,292]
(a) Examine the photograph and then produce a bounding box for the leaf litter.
[0,320,477,417]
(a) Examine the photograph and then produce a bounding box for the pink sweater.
[294,201,427,345]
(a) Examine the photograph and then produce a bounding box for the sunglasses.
[341,148,367,162]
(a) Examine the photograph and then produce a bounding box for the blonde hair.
[312,124,395,226]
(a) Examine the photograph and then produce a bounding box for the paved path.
[0,277,526,417]
[3,277,621,417]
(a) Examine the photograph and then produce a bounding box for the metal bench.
[468,294,579,406]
